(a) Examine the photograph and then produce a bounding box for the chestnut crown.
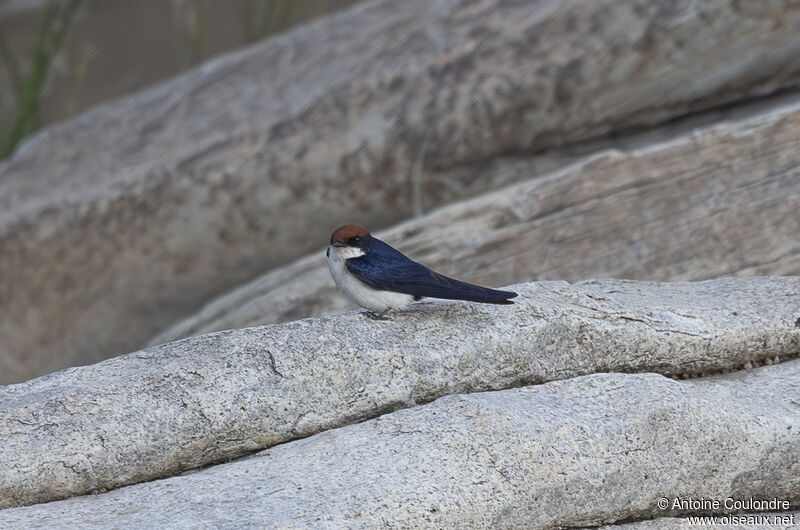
[330,224,369,246]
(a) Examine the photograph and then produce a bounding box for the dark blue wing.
[345,237,517,304]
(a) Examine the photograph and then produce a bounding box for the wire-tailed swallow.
[326,224,517,319]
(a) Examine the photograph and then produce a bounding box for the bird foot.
[364,309,391,321]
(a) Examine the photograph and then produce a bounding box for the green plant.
[0,0,82,159]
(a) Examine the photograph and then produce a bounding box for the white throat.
[326,244,414,313]
[328,245,366,261]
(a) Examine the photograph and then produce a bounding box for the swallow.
[326,224,517,319]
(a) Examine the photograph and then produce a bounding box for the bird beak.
[331,241,346,247]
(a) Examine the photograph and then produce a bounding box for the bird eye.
[347,236,361,246]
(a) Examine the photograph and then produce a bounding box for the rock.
[1,277,798,509]
[151,95,800,345]
[2,360,798,528]
[4,0,800,384]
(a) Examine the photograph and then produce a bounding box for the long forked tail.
[417,272,518,304]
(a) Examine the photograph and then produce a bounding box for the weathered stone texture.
[3,0,800,384]
[1,277,798,509]
[1,360,797,528]
[152,96,800,344]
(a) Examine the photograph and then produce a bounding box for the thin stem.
[1,0,82,158]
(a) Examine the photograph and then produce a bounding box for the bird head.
[328,224,370,258]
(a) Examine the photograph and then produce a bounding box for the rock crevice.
[2,359,798,528]
[5,0,800,383]
[150,95,800,345]
[1,277,798,509]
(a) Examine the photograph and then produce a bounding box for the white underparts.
[327,246,414,313]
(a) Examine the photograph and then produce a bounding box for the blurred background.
[1,0,799,384]
[0,0,360,158]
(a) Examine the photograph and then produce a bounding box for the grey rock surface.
[4,0,800,384]
[1,277,799,509]
[151,95,800,345]
[2,360,798,529]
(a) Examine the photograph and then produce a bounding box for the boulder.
[151,95,800,344]
[4,0,800,384]
[1,276,798,509]
[2,359,798,528]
